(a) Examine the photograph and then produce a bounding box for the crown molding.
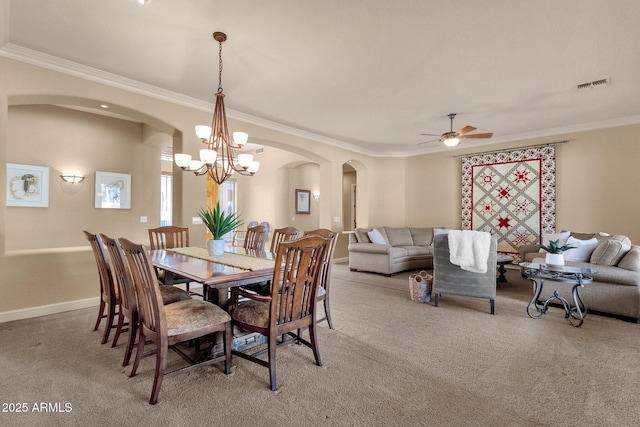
[0,42,380,157]
[2,39,639,158]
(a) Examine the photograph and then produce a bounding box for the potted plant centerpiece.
[197,202,243,256]
[540,239,575,266]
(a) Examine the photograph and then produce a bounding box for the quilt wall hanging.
[461,145,556,259]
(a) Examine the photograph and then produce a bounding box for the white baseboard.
[334,257,348,264]
[0,297,100,324]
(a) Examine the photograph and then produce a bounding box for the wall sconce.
[312,191,320,200]
[60,170,85,184]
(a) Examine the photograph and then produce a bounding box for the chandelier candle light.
[174,32,259,185]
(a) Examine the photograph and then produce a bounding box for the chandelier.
[174,32,259,184]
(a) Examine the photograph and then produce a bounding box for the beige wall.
[7,105,162,250]
[2,56,640,321]
[402,125,640,243]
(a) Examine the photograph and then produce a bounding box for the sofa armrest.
[518,244,540,260]
[348,242,391,254]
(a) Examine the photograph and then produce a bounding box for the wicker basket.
[409,270,433,303]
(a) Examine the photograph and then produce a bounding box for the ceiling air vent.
[577,78,610,90]
[255,147,265,155]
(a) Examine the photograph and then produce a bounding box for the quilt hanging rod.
[452,139,572,158]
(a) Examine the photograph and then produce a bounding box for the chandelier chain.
[217,38,224,93]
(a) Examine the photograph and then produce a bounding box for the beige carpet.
[2,264,639,426]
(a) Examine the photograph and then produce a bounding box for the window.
[218,180,236,242]
[160,174,172,226]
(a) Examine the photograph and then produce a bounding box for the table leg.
[567,283,587,327]
[526,277,546,318]
[497,263,508,282]
[204,286,231,354]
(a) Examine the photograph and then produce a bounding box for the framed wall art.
[6,163,50,208]
[295,189,311,214]
[95,171,131,209]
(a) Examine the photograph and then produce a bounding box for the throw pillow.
[590,235,632,266]
[367,228,388,245]
[563,236,599,262]
[618,246,640,271]
[354,228,371,244]
[539,231,571,253]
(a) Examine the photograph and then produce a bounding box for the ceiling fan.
[419,113,493,147]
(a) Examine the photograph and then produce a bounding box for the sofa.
[519,231,640,321]
[348,227,440,276]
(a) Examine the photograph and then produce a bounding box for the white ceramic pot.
[207,239,225,256]
[545,252,564,266]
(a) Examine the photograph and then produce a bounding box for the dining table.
[150,245,276,308]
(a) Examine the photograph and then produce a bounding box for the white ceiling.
[2,0,640,156]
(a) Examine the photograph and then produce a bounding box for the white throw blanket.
[447,230,492,273]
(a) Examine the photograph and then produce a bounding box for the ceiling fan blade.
[462,133,493,139]
[456,126,476,136]
[417,139,439,145]
[419,133,441,137]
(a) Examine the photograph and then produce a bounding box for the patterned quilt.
[461,146,556,258]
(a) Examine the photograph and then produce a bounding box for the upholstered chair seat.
[164,300,231,339]
[159,286,192,305]
[230,298,277,329]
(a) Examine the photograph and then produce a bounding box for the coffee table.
[520,262,598,327]
[496,254,514,282]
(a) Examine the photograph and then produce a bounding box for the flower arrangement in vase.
[197,202,243,256]
[540,239,575,266]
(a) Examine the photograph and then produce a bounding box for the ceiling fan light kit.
[419,112,493,147]
[441,131,460,147]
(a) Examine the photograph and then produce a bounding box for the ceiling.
[2,0,640,156]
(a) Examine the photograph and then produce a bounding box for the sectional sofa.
[348,226,439,276]
[519,231,640,321]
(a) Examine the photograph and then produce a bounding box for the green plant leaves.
[197,202,243,240]
[540,239,575,254]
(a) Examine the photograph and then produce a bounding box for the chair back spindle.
[303,229,338,328]
[244,225,269,251]
[148,226,189,250]
[270,226,301,253]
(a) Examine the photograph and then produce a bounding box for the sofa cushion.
[590,235,631,266]
[410,227,434,246]
[389,246,409,258]
[355,228,371,243]
[367,228,388,245]
[568,231,596,240]
[617,245,640,271]
[384,227,413,246]
[563,236,599,262]
[398,245,431,256]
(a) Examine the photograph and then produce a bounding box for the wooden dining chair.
[303,229,339,329]
[84,230,120,345]
[148,225,197,295]
[228,235,329,391]
[118,237,233,405]
[232,221,258,247]
[270,226,301,253]
[100,234,191,367]
[244,224,269,251]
